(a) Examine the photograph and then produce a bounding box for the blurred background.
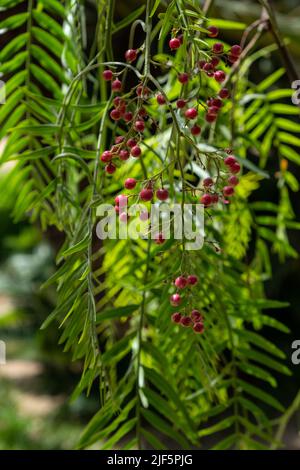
[0,0,300,449]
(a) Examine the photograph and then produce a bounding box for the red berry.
[219,88,230,99]
[203,62,213,72]
[125,49,137,62]
[203,177,214,188]
[210,57,220,67]
[124,178,137,190]
[140,188,153,201]
[205,113,217,123]
[185,108,198,120]
[200,193,213,206]
[156,188,169,201]
[228,54,239,64]
[138,108,147,118]
[156,93,166,105]
[105,162,116,174]
[198,60,206,69]
[136,85,150,98]
[175,276,188,289]
[224,155,236,166]
[228,175,239,186]
[211,98,223,108]
[172,312,182,323]
[231,45,242,57]
[115,135,125,144]
[103,69,113,81]
[223,185,235,197]
[112,79,122,92]
[230,162,241,174]
[127,138,137,148]
[181,316,193,327]
[113,96,125,108]
[134,120,145,132]
[119,212,128,223]
[178,72,189,84]
[207,26,219,38]
[110,145,119,153]
[208,105,219,115]
[191,309,203,322]
[139,211,149,221]
[187,275,198,286]
[169,37,181,50]
[191,124,201,136]
[170,293,181,306]
[119,149,130,161]
[115,194,128,206]
[155,233,165,245]
[211,194,219,204]
[214,70,226,83]
[212,42,224,54]
[110,109,121,120]
[176,99,187,109]
[131,145,142,158]
[124,111,133,122]
[101,150,112,162]
[193,322,204,334]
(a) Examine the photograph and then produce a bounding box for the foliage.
[0,0,299,450]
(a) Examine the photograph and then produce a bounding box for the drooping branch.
[258,0,298,84]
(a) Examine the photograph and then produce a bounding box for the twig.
[257,0,298,84]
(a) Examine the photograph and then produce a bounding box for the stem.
[271,390,300,449]
[136,236,152,450]
[257,0,298,83]
[135,0,153,450]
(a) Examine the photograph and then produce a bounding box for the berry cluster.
[99,27,244,243]
[200,154,240,207]
[170,275,204,334]
[113,183,167,244]
[100,26,243,174]
[172,310,204,334]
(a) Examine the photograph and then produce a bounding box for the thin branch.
[257,0,298,83]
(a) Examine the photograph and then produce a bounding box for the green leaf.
[0,12,29,31]
[32,27,63,58]
[234,329,285,359]
[96,304,139,323]
[211,434,236,450]
[61,234,90,257]
[278,132,300,147]
[257,68,285,92]
[150,0,161,17]
[276,118,300,133]
[238,379,284,412]
[142,429,167,449]
[142,409,190,448]
[52,153,93,184]
[238,362,277,387]
[208,18,246,30]
[270,103,300,115]
[101,418,137,450]
[198,417,234,437]
[0,33,28,62]
[158,0,175,40]
[30,64,63,98]
[280,145,300,165]
[113,6,146,33]
[32,10,65,39]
